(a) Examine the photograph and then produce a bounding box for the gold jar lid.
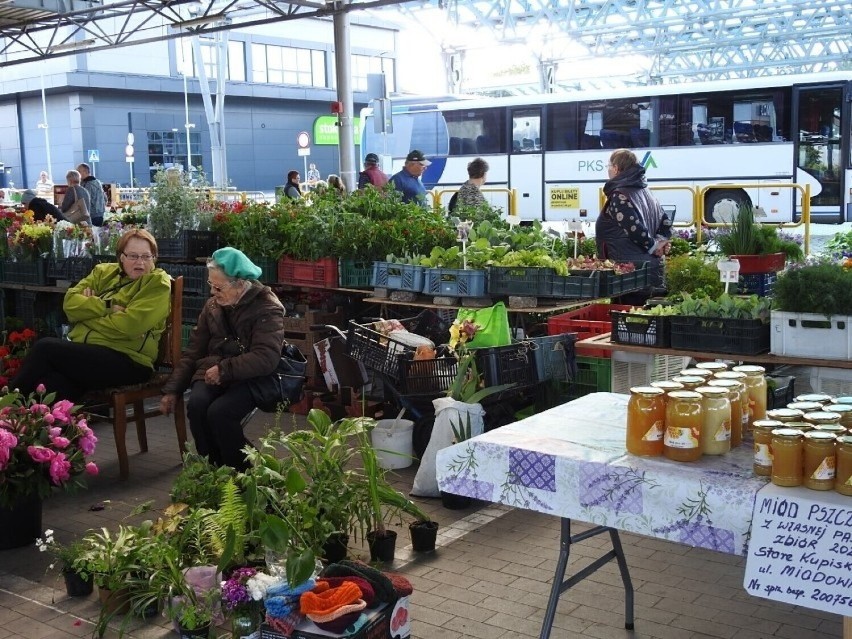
[630,386,665,397]
[825,404,852,414]
[804,431,837,443]
[766,408,805,422]
[772,428,804,439]
[671,376,705,386]
[803,411,843,425]
[694,362,730,372]
[834,397,852,405]
[696,386,729,397]
[666,390,702,400]
[714,371,747,380]
[753,419,785,431]
[796,393,834,405]
[787,401,824,413]
[813,424,847,435]
[680,368,714,378]
[651,380,685,391]
[732,365,766,375]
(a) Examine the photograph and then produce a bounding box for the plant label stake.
[567,220,584,259]
[456,220,473,270]
[718,259,740,295]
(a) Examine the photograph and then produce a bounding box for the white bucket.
[371,419,414,470]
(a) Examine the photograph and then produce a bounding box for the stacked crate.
[282,305,345,387]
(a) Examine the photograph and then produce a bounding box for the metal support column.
[333,2,356,192]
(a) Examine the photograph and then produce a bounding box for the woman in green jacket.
[11,229,171,400]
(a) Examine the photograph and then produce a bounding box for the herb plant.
[772,263,852,317]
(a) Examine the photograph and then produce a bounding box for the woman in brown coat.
[160,248,285,470]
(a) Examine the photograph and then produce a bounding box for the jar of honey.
[803,431,837,491]
[795,393,834,405]
[626,387,666,456]
[766,408,805,423]
[835,436,852,496]
[824,404,852,430]
[680,368,714,380]
[670,376,705,391]
[813,424,846,437]
[651,380,685,393]
[707,379,744,447]
[663,391,703,462]
[803,411,843,430]
[771,428,804,487]
[733,365,767,427]
[696,387,731,455]
[694,361,730,374]
[787,401,824,413]
[785,421,814,434]
[752,419,784,476]
[834,397,852,406]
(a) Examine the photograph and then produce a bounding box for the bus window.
[584,97,652,150]
[688,89,790,145]
[512,109,541,152]
[546,103,579,150]
[410,111,447,158]
[445,107,505,155]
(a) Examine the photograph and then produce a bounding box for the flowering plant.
[221,566,265,615]
[35,528,89,574]
[53,221,93,258]
[9,220,54,260]
[0,387,99,508]
[0,328,36,388]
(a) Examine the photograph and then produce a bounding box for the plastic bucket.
[371,419,414,469]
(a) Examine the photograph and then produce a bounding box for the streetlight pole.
[38,71,53,182]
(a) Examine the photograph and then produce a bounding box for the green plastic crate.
[566,355,612,400]
[338,259,374,289]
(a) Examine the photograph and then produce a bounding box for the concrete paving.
[0,407,842,638]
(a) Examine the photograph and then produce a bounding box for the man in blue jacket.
[389,150,431,206]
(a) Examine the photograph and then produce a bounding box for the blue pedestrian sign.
[88,149,100,163]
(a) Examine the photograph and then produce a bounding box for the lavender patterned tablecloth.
[435,392,769,555]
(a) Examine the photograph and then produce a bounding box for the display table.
[435,393,846,638]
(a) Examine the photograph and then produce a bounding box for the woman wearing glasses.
[10,229,170,399]
[159,247,286,470]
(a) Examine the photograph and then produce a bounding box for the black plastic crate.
[548,272,602,299]
[155,237,184,259]
[182,230,221,260]
[570,263,650,297]
[397,355,458,395]
[47,257,94,283]
[610,311,671,348]
[3,259,47,285]
[767,375,796,409]
[160,263,208,295]
[738,272,777,297]
[345,321,422,381]
[487,266,554,297]
[474,343,538,387]
[182,294,209,325]
[669,316,770,355]
[249,257,278,284]
[522,333,577,382]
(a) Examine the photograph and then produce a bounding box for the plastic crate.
[610,311,671,348]
[670,316,770,355]
[521,333,577,382]
[181,230,221,260]
[564,355,612,400]
[422,268,487,297]
[570,263,650,297]
[548,272,602,299]
[339,259,374,289]
[282,306,345,335]
[372,262,425,292]
[547,303,633,358]
[766,375,795,409]
[278,256,339,288]
[47,257,93,283]
[769,310,852,361]
[248,257,279,284]
[3,259,47,285]
[155,237,184,259]
[160,263,208,295]
[345,321,424,381]
[182,294,209,325]
[181,323,194,349]
[397,355,458,395]
[487,266,554,297]
[474,342,538,387]
[738,272,777,297]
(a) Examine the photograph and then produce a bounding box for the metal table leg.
[539,518,635,639]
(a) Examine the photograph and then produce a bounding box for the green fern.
[215,479,248,565]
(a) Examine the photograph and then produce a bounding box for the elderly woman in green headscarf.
[160,247,285,470]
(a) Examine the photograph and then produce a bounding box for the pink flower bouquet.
[0,386,98,508]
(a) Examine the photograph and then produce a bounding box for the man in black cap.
[357,153,389,190]
[21,189,63,222]
[389,150,431,206]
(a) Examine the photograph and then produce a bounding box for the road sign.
[297,147,311,157]
[297,131,310,149]
[88,149,100,163]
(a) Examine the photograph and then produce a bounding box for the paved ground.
[0,406,844,639]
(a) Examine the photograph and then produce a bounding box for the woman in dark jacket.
[595,148,672,287]
[160,247,286,470]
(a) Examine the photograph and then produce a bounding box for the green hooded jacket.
[64,263,171,369]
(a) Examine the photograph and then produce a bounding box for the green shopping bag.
[456,302,512,349]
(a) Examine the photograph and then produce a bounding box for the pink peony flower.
[43,413,55,424]
[35,384,46,394]
[49,427,61,438]
[50,436,70,449]
[50,400,74,423]
[79,434,97,456]
[28,445,56,463]
[85,462,99,476]
[49,453,71,484]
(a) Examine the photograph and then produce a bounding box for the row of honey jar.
[626,363,770,461]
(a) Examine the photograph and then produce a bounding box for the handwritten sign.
[744,484,852,615]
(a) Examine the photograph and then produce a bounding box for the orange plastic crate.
[547,303,632,358]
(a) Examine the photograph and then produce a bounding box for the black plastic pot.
[322,532,349,564]
[366,529,397,563]
[440,491,472,510]
[63,570,94,597]
[409,520,439,552]
[177,623,210,639]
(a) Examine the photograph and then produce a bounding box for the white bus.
[361,72,852,224]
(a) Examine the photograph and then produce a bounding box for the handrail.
[598,185,699,229]
[430,187,519,217]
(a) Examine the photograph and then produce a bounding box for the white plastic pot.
[371,419,415,469]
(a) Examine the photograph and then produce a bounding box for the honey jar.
[803,411,843,430]
[771,428,804,487]
[835,436,852,496]
[732,365,767,427]
[803,431,837,491]
[650,380,685,392]
[670,376,705,391]
[696,387,731,455]
[626,387,666,457]
[707,379,744,447]
[680,368,714,380]
[663,391,703,462]
[813,424,846,437]
[785,421,814,434]
[834,397,852,406]
[752,419,784,476]
[766,408,805,423]
[795,393,834,405]
[824,404,852,430]
[787,401,824,413]
[694,362,730,374]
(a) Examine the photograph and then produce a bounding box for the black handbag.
[247,343,308,412]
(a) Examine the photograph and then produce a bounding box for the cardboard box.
[261,597,410,639]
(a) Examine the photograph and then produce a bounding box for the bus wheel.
[704,190,750,224]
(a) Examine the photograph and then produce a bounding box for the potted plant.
[0,387,99,550]
[714,203,803,273]
[36,530,93,597]
[221,566,264,637]
[211,201,282,281]
[168,582,219,639]
[669,293,772,355]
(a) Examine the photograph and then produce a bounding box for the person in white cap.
[389,149,431,206]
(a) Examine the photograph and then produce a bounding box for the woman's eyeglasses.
[208,280,233,294]
[123,253,155,262]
